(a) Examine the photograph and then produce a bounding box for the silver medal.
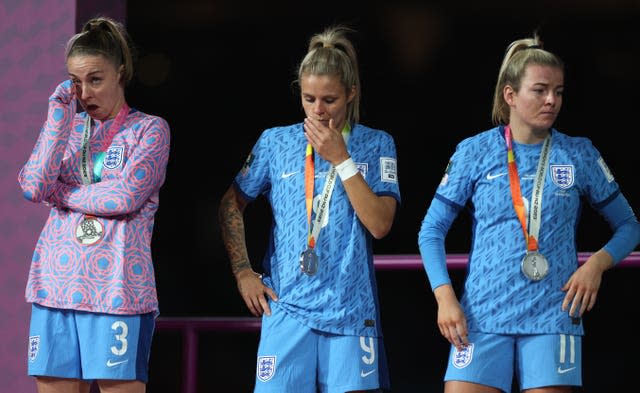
[75,217,104,245]
[521,251,549,281]
[300,248,318,276]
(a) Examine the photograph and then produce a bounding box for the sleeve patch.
[440,160,453,186]
[241,152,255,176]
[380,157,397,183]
[597,157,614,183]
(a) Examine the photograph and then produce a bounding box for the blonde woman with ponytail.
[418,33,640,393]
[219,25,400,392]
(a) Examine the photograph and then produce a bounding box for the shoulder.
[127,109,170,133]
[260,123,303,139]
[552,129,599,158]
[353,123,394,142]
[455,127,501,152]
[552,129,593,147]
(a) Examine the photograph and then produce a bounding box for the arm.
[47,116,170,216]
[218,184,278,317]
[18,80,76,202]
[304,117,396,238]
[418,196,468,350]
[562,192,640,316]
[340,176,396,239]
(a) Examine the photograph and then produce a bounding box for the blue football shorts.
[444,331,582,392]
[254,304,389,393]
[28,303,154,382]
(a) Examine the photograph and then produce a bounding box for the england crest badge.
[28,335,40,362]
[550,165,574,189]
[103,146,124,170]
[256,355,277,382]
[452,343,474,369]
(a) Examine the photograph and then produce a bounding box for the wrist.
[335,157,358,181]
[232,260,252,277]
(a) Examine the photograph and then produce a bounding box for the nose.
[545,91,556,106]
[313,101,326,116]
[79,83,93,100]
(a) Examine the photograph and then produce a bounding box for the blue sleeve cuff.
[598,193,640,264]
[418,196,460,290]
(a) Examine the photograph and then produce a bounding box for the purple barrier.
[156,317,261,393]
[156,251,639,393]
[374,251,640,270]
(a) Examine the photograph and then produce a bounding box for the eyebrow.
[531,81,564,88]
[68,69,104,78]
[302,92,339,99]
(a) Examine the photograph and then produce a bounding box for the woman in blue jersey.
[219,25,400,392]
[418,33,640,392]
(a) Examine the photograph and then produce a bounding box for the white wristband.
[335,157,359,181]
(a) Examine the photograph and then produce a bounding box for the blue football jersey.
[426,126,619,335]
[234,123,400,337]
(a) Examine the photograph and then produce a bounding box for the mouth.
[86,104,99,113]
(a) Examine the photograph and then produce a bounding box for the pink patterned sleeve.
[18,80,76,202]
[48,115,171,216]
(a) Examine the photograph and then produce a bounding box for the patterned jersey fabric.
[19,84,170,316]
[234,123,400,337]
[423,126,622,335]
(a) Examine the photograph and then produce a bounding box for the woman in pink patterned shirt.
[19,16,170,393]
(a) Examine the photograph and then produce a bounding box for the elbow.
[20,183,46,203]
[100,196,141,216]
[370,221,393,240]
[22,189,42,203]
[18,170,49,203]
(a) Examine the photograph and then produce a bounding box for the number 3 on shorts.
[111,321,129,356]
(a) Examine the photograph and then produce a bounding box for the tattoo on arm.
[219,188,252,275]
[231,260,252,275]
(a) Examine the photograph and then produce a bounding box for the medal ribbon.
[304,123,351,250]
[79,103,129,235]
[504,125,551,252]
[305,143,315,248]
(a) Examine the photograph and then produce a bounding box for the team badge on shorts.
[103,146,124,170]
[257,355,277,382]
[452,343,474,369]
[550,165,574,189]
[28,335,40,362]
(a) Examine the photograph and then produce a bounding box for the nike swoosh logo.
[106,359,129,367]
[281,171,298,179]
[360,369,376,378]
[486,172,506,180]
[557,366,576,374]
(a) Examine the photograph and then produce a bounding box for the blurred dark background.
[120,1,640,391]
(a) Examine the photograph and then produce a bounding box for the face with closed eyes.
[67,54,125,121]
[300,73,355,130]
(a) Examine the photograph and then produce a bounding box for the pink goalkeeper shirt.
[19,89,170,316]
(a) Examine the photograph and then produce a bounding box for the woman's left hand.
[561,250,613,317]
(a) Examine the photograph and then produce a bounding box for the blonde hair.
[297,26,361,125]
[65,16,135,84]
[491,33,564,125]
